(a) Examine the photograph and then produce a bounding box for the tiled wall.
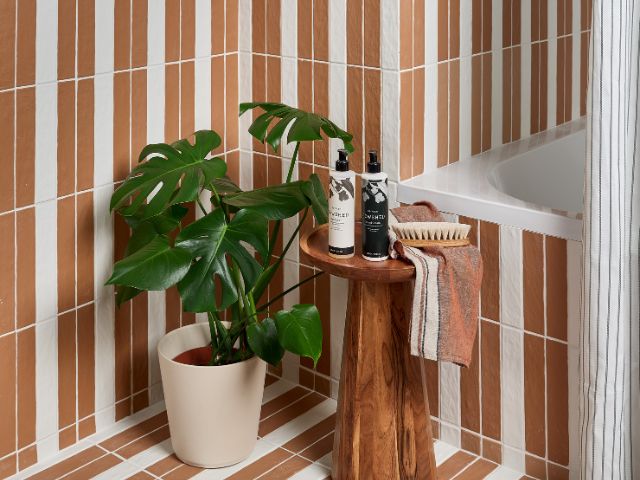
[0,0,591,478]
[0,0,238,477]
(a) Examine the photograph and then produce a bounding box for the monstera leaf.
[110,130,226,219]
[240,102,354,153]
[274,304,322,366]
[174,209,269,312]
[247,318,285,366]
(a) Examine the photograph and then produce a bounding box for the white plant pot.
[158,322,267,468]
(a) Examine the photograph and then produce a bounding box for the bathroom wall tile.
[460,335,481,433]
[314,0,329,62]
[57,82,76,196]
[15,88,35,207]
[56,196,76,313]
[480,220,500,322]
[17,326,36,451]
[0,332,16,458]
[0,212,15,334]
[57,0,75,80]
[132,0,148,68]
[226,0,239,52]
[523,231,544,334]
[546,236,568,341]
[481,320,501,441]
[16,208,36,329]
[546,339,568,466]
[114,0,131,70]
[17,0,36,86]
[0,0,16,90]
[58,310,77,434]
[0,92,14,213]
[524,333,546,458]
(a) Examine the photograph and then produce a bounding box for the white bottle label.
[328,173,355,256]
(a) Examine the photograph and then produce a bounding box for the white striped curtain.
[581,0,640,478]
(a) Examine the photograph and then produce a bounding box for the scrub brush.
[391,221,471,248]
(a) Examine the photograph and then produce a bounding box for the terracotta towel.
[389,202,483,367]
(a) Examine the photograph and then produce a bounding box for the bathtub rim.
[397,119,585,241]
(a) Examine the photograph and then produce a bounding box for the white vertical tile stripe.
[238,0,252,53]
[328,62,346,165]
[459,0,472,59]
[147,0,165,66]
[281,0,298,59]
[35,318,59,460]
[35,0,57,83]
[195,58,212,130]
[238,52,253,151]
[94,74,114,187]
[147,66,165,144]
[580,1,640,477]
[195,0,212,58]
[381,0,400,69]
[381,71,400,181]
[500,226,523,328]
[500,328,525,451]
[95,0,115,74]
[458,57,472,161]
[491,48,503,149]
[35,199,57,322]
[328,0,345,64]
[424,64,438,172]
[35,83,57,203]
[439,362,461,425]
[425,0,439,65]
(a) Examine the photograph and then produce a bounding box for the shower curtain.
[581,0,640,477]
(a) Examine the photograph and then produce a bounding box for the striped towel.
[389,202,483,367]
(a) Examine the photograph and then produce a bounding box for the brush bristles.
[391,222,471,241]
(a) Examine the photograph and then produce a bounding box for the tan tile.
[114,71,131,180]
[262,387,311,420]
[180,0,195,59]
[258,455,312,479]
[117,425,171,459]
[546,236,568,340]
[99,411,168,451]
[27,446,103,480]
[58,0,76,79]
[18,445,37,471]
[0,91,14,213]
[225,448,292,480]
[525,454,547,480]
[16,0,36,86]
[259,393,326,437]
[180,61,195,137]
[523,231,544,334]
[78,416,96,440]
[77,0,95,76]
[437,451,476,479]
[0,333,16,457]
[164,64,180,142]
[132,0,148,67]
[283,414,336,453]
[482,0,492,51]
[211,0,224,54]
[414,0,426,64]
[297,60,313,159]
[481,53,492,151]
[57,196,76,312]
[539,41,548,132]
[481,320,501,440]
[127,472,156,480]
[471,55,482,155]
[114,0,131,70]
[17,327,36,449]
[347,0,363,65]
[450,0,461,58]
[482,437,502,464]
[456,458,498,479]
[438,0,449,61]
[556,37,566,125]
[76,193,94,306]
[524,334,546,457]
[313,62,329,166]
[547,463,570,479]
[449,60,460,163]
[0,212,15,334]
[530,42,541,134]
[364,68,381,156]
[472,0,482,54]
[15,88,35,207]
[460,338,481,432]
[480,221,500,321]
[132,69,148,162]
[0,454,16,480]
[461,430,481,455]
[58,310,77,430]
[503,48,513,144]
[347,66,364,172]
[77,79,95,192]
[546,340,568,465]
[57,82,76,196]
[298,0,312,59]
[399,0,413,68]
[59,425,76,450]
[132,292,149,396]
[226,0,238,52]
[64,454,121,480]
[399,70,413,179]
[512,46,522,140]
[314,0,329,61]
[77,304,95,420]
[163,463,204,480]
[147,454,184,477]
[364,0,381,66]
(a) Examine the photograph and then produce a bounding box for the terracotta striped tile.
[480,320,501,440]
[76,192,94,306]
[363,0,380,67]
[449,60,460,164]
[297,0,312,59]
[261,387,310,419]
[57,196,76,312]
[224,53,237,150]
[480,221,500,321]
[252,54,267,153]
[163,463,204,480]
[77,79,94,192]
[580,32,589,116]
[17,326,36,450]
[481,53,492,151]
[525,454,547,479]
[57,81,76,196]
[0,454,16,480]
[546,236,568,341]
[99,411,168,451]
[523,231,544,334]
[15,87,35,207]
[58,310,77,437]
[131,69,147,161]
[546,340,568,466]
[27,446,105,480]
[77,304,95,422]
[18,445,37,471]
[503,48,513,143]
[147,454,184,477]
[347,66,364,173]
[63,454,122,480]
[414,0,426,64]
[165,0,180,62]
[298,432,334,462]
[438,0,449,61]
[114,0,131,70]
[211,55,225,152]
[471,54,482,155]
[165,63,180,141]
[472,0,482,54]
[399,70,413,179]
[438,62,449,167]
[58,0,76,79]
[454,458,498,479]
[460,334,481,433]
[0,212,15,335]
[0,333,16,458]
[437,451,476,479]
[259,392,326,437]
[114,71,131,181]
[315,269,331,376]
[132,292,149,410]
[117,425,171,459]
[399,0,413,68]
[77,0,95,77]
[226,448,292,480]
[0,91,14,212]
[347,0,363,65]
[181,0,195,60]
[482,438,502,464]
[0,0,17,88]
[461,429,481,455]
[425,359,440,418]
[524,334,546,457]
[127,472,156,480]
[282,413,336,453]
[16,0,36,86]
[313,62,329,166]
[131,0,148,67]
[211,0,224,54]
[547,463,570,479]
[226,0,238,52]
[180,61,195,137]
[258,455,312,479]
[266,0,281,55]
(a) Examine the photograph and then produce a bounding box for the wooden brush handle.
[399,238,471,248]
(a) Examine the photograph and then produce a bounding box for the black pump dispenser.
[336,149,349,172]
[367,150,381,173]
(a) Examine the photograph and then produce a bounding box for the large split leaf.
[174,209,268,312]
[301,173,328,225]
[274,304,322,366]
[106,236,192,290]
[247,318,284,366]
[239,102,354,153]
[110,130,226,219]
[222,181,311,220]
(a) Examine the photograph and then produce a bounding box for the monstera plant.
[107,102,354,368]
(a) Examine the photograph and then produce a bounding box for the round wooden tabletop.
[299,223,415,283]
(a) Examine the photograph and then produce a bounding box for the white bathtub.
[397,119,586,240]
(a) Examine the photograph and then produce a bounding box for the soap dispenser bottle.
[361,150,389,261]
[328,149,356,259]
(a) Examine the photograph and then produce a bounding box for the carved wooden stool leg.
[332,281,437,479]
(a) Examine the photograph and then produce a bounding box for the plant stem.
[264,142,301,268]
[256,270,324,313]
[196,197,208,216]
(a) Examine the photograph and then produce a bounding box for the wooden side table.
[300,224,437,480]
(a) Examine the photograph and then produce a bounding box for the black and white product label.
[328,173,355,255]
[362,177,389,258]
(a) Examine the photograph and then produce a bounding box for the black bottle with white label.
[361,150,389,261]
[328,149,356,258]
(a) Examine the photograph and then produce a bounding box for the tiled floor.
[14,375,527,480]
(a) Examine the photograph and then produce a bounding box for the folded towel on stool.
[389,202,483,367]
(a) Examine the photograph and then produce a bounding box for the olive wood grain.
[300,225,437,479]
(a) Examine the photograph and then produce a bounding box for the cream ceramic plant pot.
[158,322,267,468]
